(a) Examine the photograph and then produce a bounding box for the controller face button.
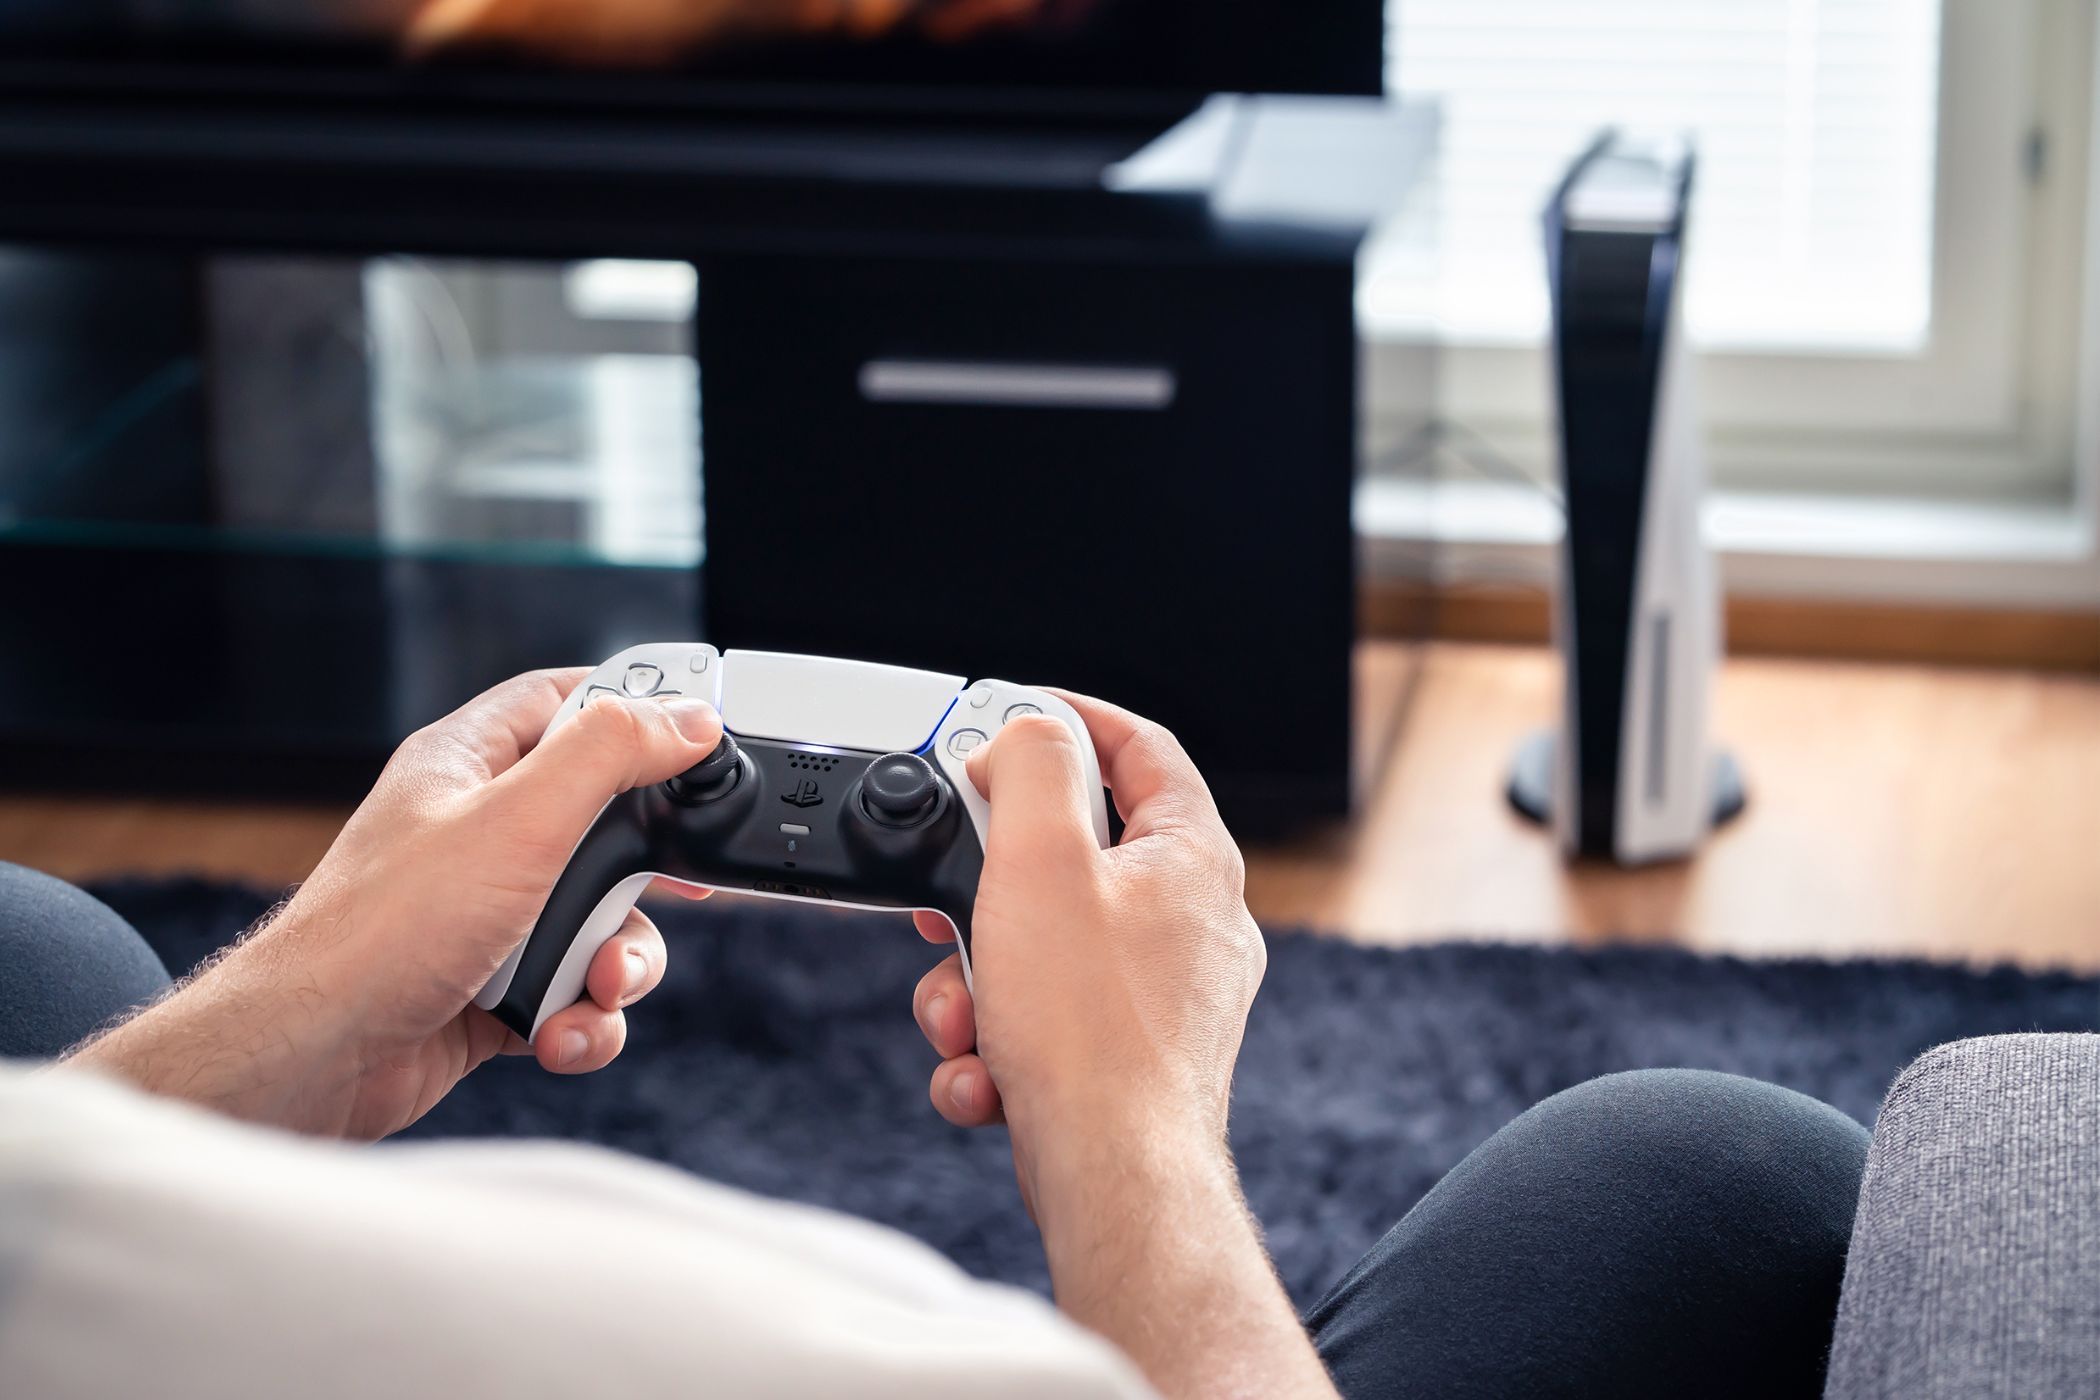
[862,753,942,828]
[1004,702,1044,722]
[624,663,665,696]
[947,728,988,758]
[966,683,994,709]
[670,733,743,803]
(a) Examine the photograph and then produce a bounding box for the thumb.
[968,714,1099,873]
[493,693,723,839]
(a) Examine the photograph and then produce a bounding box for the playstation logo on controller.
[781,779,824,809]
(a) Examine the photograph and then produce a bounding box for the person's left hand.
[66,670,724,1140]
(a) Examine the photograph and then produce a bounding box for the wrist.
[65,899,364,1128]
[1024,1096,1239,1256]
[1018,1098,1335,1399]
[1019,1072,1231,1180]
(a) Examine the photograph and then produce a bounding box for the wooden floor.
[4,641,2097,973]
[1244,642,2100,973]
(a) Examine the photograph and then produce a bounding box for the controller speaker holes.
[755,880,831,900]
[786,755,840,773]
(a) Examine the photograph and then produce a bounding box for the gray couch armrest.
[1824,1033,2100,1400]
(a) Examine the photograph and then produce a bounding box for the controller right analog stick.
[861,752,942,829]
[670,733,742,803]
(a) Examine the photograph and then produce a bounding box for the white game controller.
[476,645,1111,1041]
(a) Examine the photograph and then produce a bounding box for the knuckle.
[1165,821,1242,886]
[1129,717,1185,765]
[520,666,578,692]
[509,669,575,718]
[390,718,452,768]
[576,693,649,752]
[1243,918,1269,982]
[489,669,554,708]
[1001,713,1076,751]
[376,725,472,804]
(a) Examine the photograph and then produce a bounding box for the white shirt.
[0,1063,1154,1399]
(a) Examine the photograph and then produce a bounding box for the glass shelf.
[0,249,706,793]
[0,251,702,573]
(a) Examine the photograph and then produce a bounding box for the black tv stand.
[0,87,1213,260]
[0,96,1432,834]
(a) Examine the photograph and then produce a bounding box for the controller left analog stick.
[860,752,941,828]
[669,733,743,803]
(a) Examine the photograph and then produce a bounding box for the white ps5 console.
[1508,132,1745,864]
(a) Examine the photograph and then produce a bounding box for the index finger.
[1042,689,1224,847]
[964,712,1101,871]
[419,667,592,781]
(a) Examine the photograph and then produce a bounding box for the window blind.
[1375,0,1943,351]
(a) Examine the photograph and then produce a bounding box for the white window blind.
[1371,0,1943,352]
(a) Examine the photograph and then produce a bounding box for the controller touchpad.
[718,650,966,752]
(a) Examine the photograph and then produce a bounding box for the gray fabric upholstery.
[1825,1033,2100,1400]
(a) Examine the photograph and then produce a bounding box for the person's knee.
[1309,1069,1871,1398]
[1522,1067,1871,1242]
[0,863,171,1058]
[1467,1069,1869,1382]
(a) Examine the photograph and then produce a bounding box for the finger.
[478,1006,536,1058]
[402,668,594,785]
[962,713,1099,871]
[650,878,714,902]
[531,1000,629,1075]
[1044,689,1222,846]
[929,1053,1005,1128]
[912,952,976,1060]
[585,907,666,1011]
[914,909,958,945]
[491,692,723,842]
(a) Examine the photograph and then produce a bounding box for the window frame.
[1361,0,2066,500]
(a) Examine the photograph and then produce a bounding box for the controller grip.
[947,903,978,990]
[483,807,654,1041]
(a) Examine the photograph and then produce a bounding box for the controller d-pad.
[624,663,666,697]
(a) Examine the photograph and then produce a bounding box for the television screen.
[0,2,1382,115]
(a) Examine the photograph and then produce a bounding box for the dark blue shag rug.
[93,879,2100,1307]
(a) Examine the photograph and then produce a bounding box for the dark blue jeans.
[0,861,170,1058]
[0,860,1868,1398]
[1306,1068,1870,1397]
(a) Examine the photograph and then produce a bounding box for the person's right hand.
[909,694,1266,1215]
